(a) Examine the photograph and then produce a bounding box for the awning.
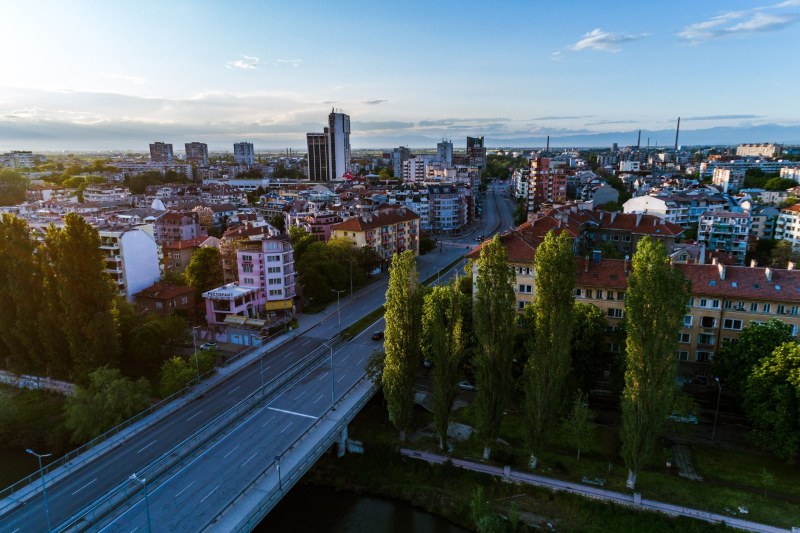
[223,315,266,328]
[265,299,293,311]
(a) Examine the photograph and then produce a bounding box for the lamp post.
[25,449,52,532]
[326,342,336,410]
[331,289,345,336]
[258,334,269,387]
[712,377,723,442]
[192,325,202,384]
[129,473,152,533]
[347,258,354,297]
[274,455,282,491]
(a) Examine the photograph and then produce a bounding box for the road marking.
[267,406,317,419]
[301,339,311,347]
[227,385,241,395]
[71,478,97,495]
[186,410,203,422]
[294,390,306,400]
[200,485,220,503]
[279,422,293,434]
[136,440,157,454]
[242,452,258,467]
[174,480,196,498]
[223,444,240,459]
[338,375,346,383]
[264,364,272,371]
[12,528,21,533]
[313,394,324,404]
[262,414,276,428]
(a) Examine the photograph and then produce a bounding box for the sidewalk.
[400,449,790,533]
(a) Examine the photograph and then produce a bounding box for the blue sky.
[1,0,798,150]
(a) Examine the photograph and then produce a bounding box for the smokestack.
[546,135,550,152]
[674,117,680,151]
[637,130,641,150]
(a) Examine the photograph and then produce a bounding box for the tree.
[716,318,793,394]
[571,303,609,393]
[43,213,120,379]
[0,168,28,206]
[159,356,196,397]
[192,206,214,229]
[743,341,800,462]
[769,240,800,268]
[64,367,151,442]
[185,246,223,293]
[524,230,575,469]
[382,251,423,441]
[620,236,690,489]
[564,391,594,461]
[473,236,516,459]
[422,280,467,449]
[270,213,286,233]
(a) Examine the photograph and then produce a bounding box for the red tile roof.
[677,263,800,303]
[576,258,629,289]
[134,282,195,301]
[163,236,213,250]
[331,208,420,232]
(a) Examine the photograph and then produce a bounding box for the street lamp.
[331,289,345,336]
[25,449,52,532]
[274,455,282,491]
[129,473,152,533]
[346,258,354,297]
[326,342,336,410]
[712,377,723,442]
[192,325,202,384]
[258,334,269,388]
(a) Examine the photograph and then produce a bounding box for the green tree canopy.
[716,318,794,393]
[0,169,28,206]
[571,302,609,393]
[185,246,224,293]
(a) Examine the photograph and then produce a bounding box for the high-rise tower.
[327,110,351,180]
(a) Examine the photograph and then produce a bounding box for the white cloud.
[550,51,563,61]
[679,4,800,43]
[569,28,649,52]
[276,59,302,68]
[226,55,260,69]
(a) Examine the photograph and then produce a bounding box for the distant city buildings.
[712,168,743,194]
[149,142,174,164]
[185,142,209,166]
[234,142,255,165]
[697,211,750,264]
[736,143,780,158]
[305,110,351,181]
[0,151,45,169]
[306,132,329,182]
[436,140,453,167]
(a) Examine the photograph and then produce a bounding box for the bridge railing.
[55,338,346,532]
[0,328,287,503]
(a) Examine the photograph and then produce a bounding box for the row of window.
[575,288,625,301]
[689,298,800,315]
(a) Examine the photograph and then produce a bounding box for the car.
[458,380,476,391]
[371,330,384,341]
[423,359,433,368]
[199,342,218,351]
[474,235,484,242]
[667,413,698,424]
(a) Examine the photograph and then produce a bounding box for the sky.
[1,0,799,151]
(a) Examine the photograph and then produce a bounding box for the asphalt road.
[0,180,515,532]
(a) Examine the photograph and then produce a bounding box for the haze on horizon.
[1,0,799,151]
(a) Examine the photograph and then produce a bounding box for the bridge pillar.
[336,425,348,458]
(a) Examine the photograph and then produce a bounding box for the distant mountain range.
[352,124,800,150]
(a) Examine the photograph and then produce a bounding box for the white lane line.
[279,422,293,434]
[267,406,317,420]
[317,374,326,382]
[313,394,324,404]
[223,444,240,459]
[71,478,97,495]
[264,364,272,371]
[129,528,137,533]
[136,440,157,454]
[174,480,196,499]
[337,375,345,383]
[294,390,306,400]
[186,410,203,422]
[301,339,311,347]
[227,385,241,395]
[200,485,220,504]
[262,414,276,428]
[12,528,21,533]
[242,452,258,467]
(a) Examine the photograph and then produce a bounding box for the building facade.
[328,110,351,180]
[154,211,205,245]
[99,227,161,301]
[528,157,567,212]
[736,143,780,158]
[149,142,174,163]
[185,142,209,166]
[697,211,750,264]
[234,142,255,165]
[134,281,196,318]
[466,136,486,172]
[330,208,420,260]
[306,132,329,182]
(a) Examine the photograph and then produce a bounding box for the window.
[596,290,604,299]
[268,278,281,285]
[243,277,254,285]
[606,291,614,300]
[267,266,281,274]
[699,298,707,308]
[677,351,689,361]
[722,318,743,330]
[242,255,252,262]
[181,296,188,305]
[778,305,786,315]
[724,300,732,310]
[518,301,527,310]
[575,288,583,297]
[616,291,625,301]
[269,289,282,296]
[607,308,623,319]
[750,302,758,312]
[518,284,532,294]
[696,351,712,363]
[697,333,715,346]
[683,315,693,327]
[242,264,253,273]
[586,289,593,298]
[793,324,799,337]
[792,306,799,316]
[155,301,163,310]
[267,255,281,262]
[606,342,622,353]
[700,316,716,328]
[763,303,771,313]
[678,333,691,343]
[606,325,620,334]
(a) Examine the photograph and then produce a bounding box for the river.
[258,483,469,533]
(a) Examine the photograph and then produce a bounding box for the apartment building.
[134,281,196,318]
[330,208,420,260]
[528,157,567,212]
[98,227,161,301]
[736,143,780,158]
[623,191,728,227]
[149,142,174,163]
[748,205,778,240]
[83,185,131,204]
[185,142,209,166]
[154,211,205,245]
[163,235,220,274]
[774,204,800,250]
[712,168,743,194]
[697,211,750,264]
[428,185,468,234]
[234,142,255,165]
[466,136,486,171]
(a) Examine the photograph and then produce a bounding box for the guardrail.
[56,337,346,532]
[0,328,287,503]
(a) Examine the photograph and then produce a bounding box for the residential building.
[619,161,641,172]
[306,132,329,182]
[330,208,420,260]
[436,140,453,167]
[466,136,486,171]
[327,110,351,180]
[749,205,779,240]
[234,142,255,165]
[712,168,743,193]
[391,146,412,178]
[774,204,800,250]
[149,142,174,163]
[528,157,567,212]
[780,167,800,182]
[185,142,209,166]
[697,211,750,264]
[134,281,196,318]
[154,211,205,245]
[428,185,468,234]
[0,150,45,168]
[114,162,193,181]
[402,155,433,183]
[699,159,800,178]
[623,190,728,227]
[163,235,220,274]
[512,168,529,200]
[736,143,780,158]
[83,185,131,204]
[99,227,161,301]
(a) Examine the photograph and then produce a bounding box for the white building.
[98,227,161,301]
[436,140,453,167]
[780,167,800,182]
[512,168,529,200]
[0,151,45,168]
[712,168,743,194]
[83,185,131,204]
[774,205,800,250]
[402,155,434,183]
[234,142,255,165]
[697,211,750,264]
[623,191,728,227]
[736,143,779,158]
[619,161,641,172]
[328,111,351,180]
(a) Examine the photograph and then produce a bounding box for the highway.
[0,179,515,532]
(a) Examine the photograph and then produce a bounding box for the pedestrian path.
[400,448,789,533]
[672,443,704,481]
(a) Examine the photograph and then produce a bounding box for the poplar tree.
[422,280,467,450]
[382,251,422,441]
[621,236,689,489]
[473,236,516,459]
[524,230,575,469]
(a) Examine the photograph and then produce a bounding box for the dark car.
[371,330,384,341]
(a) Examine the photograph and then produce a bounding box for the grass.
[341,305,384,339]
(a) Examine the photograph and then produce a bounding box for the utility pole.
[26,449,52,532]
[331,289,345,335]
[129,473,152,533]
[712,377,723,442]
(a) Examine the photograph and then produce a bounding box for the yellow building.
[330,208,420,260]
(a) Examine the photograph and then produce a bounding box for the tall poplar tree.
[524,230,575,469]
[382,251,423,441]
[473,236,516,459]
[621,236,689,489]
[422,280,467,450]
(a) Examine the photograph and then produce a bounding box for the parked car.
[458,380,476,391]
[667,413,698,424]
[199,342,218,351]
[423,359,433,369]
[371,330,384,341]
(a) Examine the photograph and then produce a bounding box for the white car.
[458,380,476,391]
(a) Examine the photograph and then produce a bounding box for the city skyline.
[1,0,799,150]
